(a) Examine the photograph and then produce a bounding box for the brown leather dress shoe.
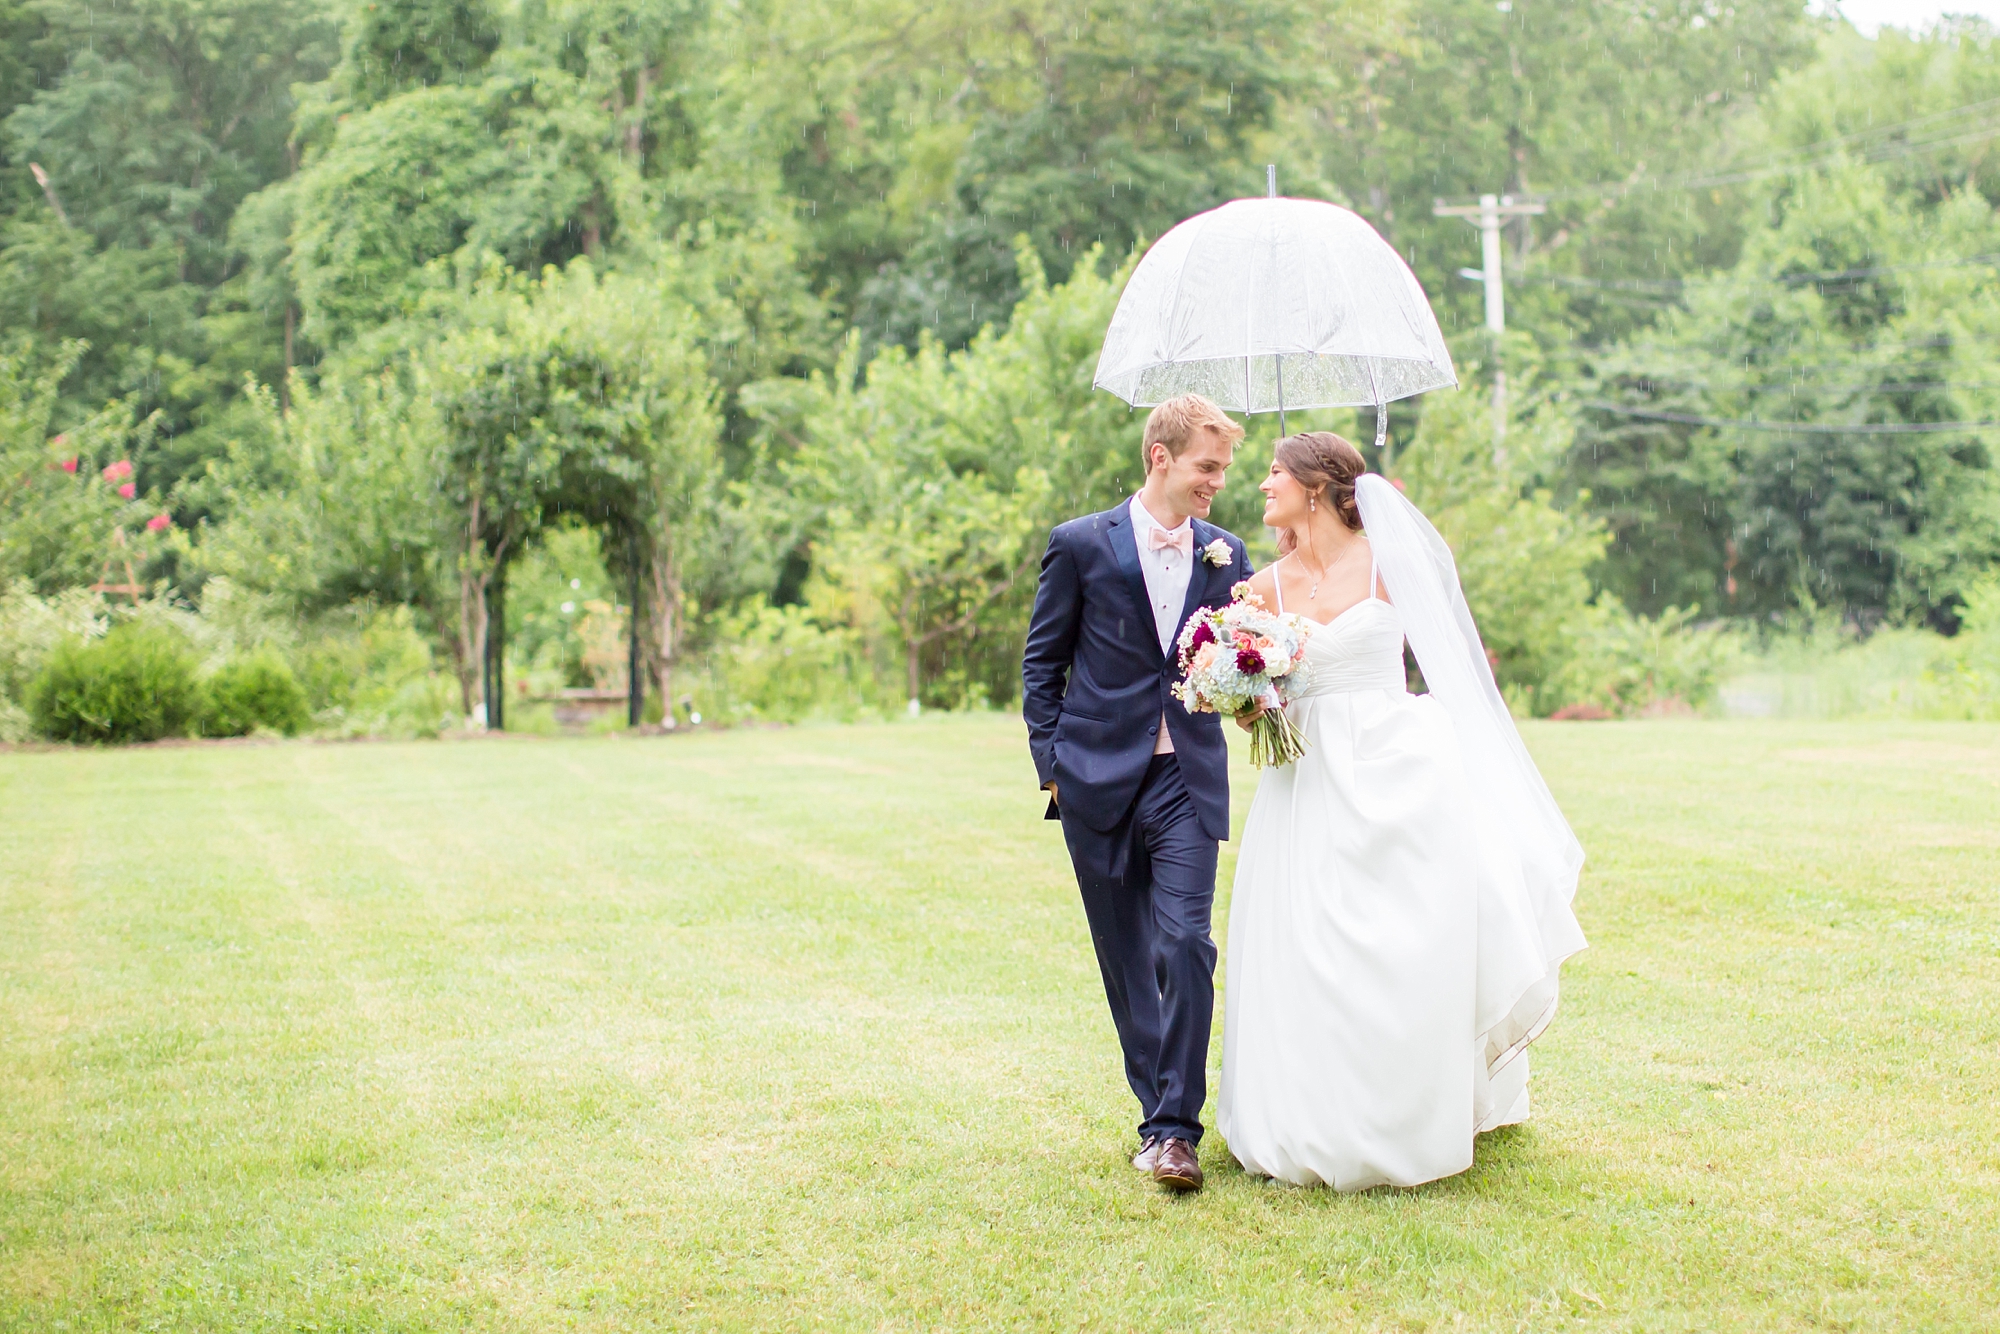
[1152,1138,1203,1192]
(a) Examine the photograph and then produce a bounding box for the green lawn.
[2,717,1997,1331]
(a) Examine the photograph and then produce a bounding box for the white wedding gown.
[1218,512,1585,1191]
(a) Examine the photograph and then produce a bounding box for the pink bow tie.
[1147,524,1192,555]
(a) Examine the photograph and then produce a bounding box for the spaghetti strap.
[1274,556,1286,614]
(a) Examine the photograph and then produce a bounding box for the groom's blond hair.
[1142,394,1243,469]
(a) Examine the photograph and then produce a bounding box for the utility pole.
[1433,193,1544,459]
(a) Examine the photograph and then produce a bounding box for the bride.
[1216,431,1587,1191]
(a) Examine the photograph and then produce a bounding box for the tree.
[191,259,723,720]
[1305,0,1816,352]
[288,86,518,350]
[278,0,820,379]
[800,334,1053,710]
[4,0,337,273]
[785,244,1269,707]
[1578,147,2000,626]
[185,373,461,635]
[844,0,1313,352]
[425,261,721,722]
[0,0,338,475]
[336,0,501,105]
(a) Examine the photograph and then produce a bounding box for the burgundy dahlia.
[1190,620,1216,650]
[1236,648,1266,675]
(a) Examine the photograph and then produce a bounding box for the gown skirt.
[1217,598,1544,1191]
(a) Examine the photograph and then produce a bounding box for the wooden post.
[627,547,644,728]
[483,573,506,731]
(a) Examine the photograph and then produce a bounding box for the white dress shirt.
[1129,495,1194,754]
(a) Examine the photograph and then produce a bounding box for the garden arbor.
[430,263,719,728]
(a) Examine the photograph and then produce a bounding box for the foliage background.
[5,0,2000,731]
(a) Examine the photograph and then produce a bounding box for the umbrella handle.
[1367,356,1387,453]
[1276,353,1285,436]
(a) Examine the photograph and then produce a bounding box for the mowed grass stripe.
[1,717,1996,1330]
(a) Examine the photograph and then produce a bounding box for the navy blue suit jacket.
[1022,503,1256,843]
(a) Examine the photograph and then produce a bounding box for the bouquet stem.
[1245,706,1307,769]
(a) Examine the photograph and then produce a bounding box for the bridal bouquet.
[1172,585,1313,768]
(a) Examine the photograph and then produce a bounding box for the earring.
[1309,496,1316,512]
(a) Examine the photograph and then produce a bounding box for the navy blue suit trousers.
[1062,754,1219,1145]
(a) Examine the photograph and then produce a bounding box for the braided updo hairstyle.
[1272,431,1366,555]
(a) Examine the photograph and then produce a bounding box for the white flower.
[1202,538,1233,567]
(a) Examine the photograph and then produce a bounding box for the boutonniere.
[1202,538,1233,567]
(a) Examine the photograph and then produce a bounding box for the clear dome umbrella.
[1093,168,1457,446]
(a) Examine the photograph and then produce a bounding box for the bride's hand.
[1235,703,1265,731]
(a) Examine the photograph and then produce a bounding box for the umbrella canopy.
[1093,196,1456,441]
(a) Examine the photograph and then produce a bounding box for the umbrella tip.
[1267,164,1277,198]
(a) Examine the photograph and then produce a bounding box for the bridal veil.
[1354,473,1588,1075]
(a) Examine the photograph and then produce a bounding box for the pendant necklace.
[1304,546,1346,599]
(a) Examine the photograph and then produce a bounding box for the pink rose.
[102,459,133,483]
[146,513,171,532]
[59,457,78,473]
[117,482,137,500]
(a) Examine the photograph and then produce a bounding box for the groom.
[1022,393,1254,1193]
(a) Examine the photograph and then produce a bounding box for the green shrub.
[703,603,883,722]
[0,582,108,741]
[29,625,202,743]
[202,653,311,737]
[296,605,460,738]
[1554,602,1739,717]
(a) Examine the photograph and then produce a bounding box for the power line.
[1523,252,2000,297]
[1776,252,2000,284]
[1583,403,2000,433]
[1530,274,1684,293]
[1668,122,2000,192]
[1618,378,2000,394]
[1526,96,2000,204]
[1717,95,2000,174]
[1603,335,1962,360]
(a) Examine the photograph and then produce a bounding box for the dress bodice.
[1293,599,1408,697]
[1270,554,1408,697]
